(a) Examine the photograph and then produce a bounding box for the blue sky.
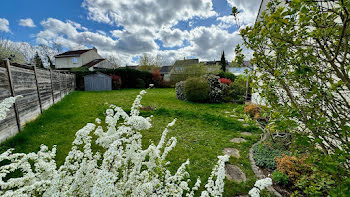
[0,0,260,65]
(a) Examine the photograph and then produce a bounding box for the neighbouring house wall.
[81,50,102,66]
[55,56,82,69]
[252,0,286,104]
[163,73,171,81]
[0,61,76,143]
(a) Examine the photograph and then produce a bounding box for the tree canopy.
[237,0,350,194]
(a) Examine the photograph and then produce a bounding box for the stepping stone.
[230,138,247,143]
[225,164,247,182]
[225,111,230,114]
[223,148,240,158]
[237,119,245,122]
[230,114,238,117]
[241,132,252,136]
[242,123,249,127]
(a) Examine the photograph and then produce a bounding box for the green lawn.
[0,88,263,196]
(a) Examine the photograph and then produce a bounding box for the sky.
[0,0,261,65]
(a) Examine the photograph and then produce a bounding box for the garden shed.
[84,72,112,91]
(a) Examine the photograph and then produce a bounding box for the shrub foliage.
[184,77,210,102]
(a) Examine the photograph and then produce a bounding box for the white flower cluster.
[0,90,229,196]
[0,96,22,121]
[248,178,273,197]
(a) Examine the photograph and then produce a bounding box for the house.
[169,58,199,82]
[54,48,115,71]
[159,66,173,81]
[200,61,222,72]
[169,58,222,82]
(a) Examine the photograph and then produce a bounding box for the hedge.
[71,68,153,90]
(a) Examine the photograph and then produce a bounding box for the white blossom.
[0,90,228,196]
[0,96,22,121]
[248,188,260,197]
[248,178,273,197]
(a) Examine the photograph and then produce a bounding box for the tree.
[231,6,241,28]
[220,51,227,72]
[33,52,44,68]
[46,54,55,69]
[0,38,26,64]
[170,63,209,82]
[239,0,350,194]
[107,55,121,68]
[138,53,161,72]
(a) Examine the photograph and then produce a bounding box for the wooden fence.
[0,60,75,143]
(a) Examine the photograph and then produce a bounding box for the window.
[175,67,184,72]
[72,57,78,64]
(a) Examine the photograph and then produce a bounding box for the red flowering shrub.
[111,74,122,89]
[152,70,162,81]
[152,70,163,87]
[111,75,121,81]
[219,78,232,85]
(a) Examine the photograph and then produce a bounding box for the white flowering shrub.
[175,81,186,101]
[0,90,229,196]
[205,75,226,103]
[248,178,273,197]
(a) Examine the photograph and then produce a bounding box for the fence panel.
[0,66,17,142]
[0,62,75,143]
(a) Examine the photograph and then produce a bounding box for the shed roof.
[84,72,111,78]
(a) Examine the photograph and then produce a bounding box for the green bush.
[184,77,209,102]
[294,172,335,197]
[272,170,289,186]
[253,143,288,170]
[225,75,248,103]
[218,71,237,82]
[135,78,145,88]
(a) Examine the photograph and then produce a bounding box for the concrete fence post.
[49,69,55,104]
[33,65,43,113]
[4,59,21,131]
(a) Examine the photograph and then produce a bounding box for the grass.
[0,88,263,196]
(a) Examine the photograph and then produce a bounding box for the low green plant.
[271,170,289,186]
[184,77,209,102]
[253,143,288,170]
[293,172,335,197]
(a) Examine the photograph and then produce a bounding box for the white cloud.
[157,28,188,48]
[217,15,236,29]
[82,0,217,31]
[182,26,243,61]
[36,18,159,65]
[81,0,218,55]
[33,0,257,66]
[0,18,10,32]
[19,18,36,28]
[35,17,252,66]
